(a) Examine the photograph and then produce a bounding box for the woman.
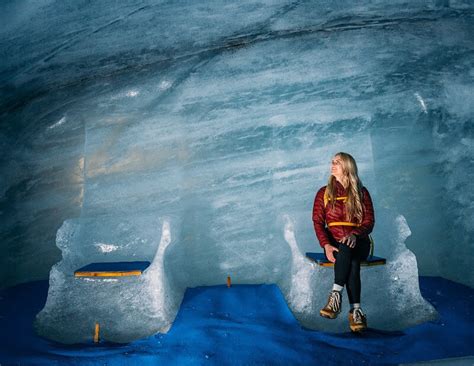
[312,152,375,332]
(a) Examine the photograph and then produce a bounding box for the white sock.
[332,284,344,292]
[350,303,361,310]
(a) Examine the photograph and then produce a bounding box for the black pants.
[326,237,371,304]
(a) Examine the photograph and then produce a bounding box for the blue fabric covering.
[306,252,386,265]
[0,276,473,365]
[74,261,151,274]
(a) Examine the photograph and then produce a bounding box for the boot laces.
[352,308,365,323]
[328,291,340,311]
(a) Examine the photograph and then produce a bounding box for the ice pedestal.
[34,219,182,344]
[280,213,437,332]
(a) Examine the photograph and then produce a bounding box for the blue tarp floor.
[0,276,473,365]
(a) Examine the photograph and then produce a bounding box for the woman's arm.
[312,187,332,248]
[350,187,375,237]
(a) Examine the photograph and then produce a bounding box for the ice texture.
[0,0,472,343]
[34,219,182,343]
[35,209,436,342]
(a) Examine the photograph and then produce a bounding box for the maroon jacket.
[312,180,375,248]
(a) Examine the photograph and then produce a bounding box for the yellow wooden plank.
[74,270,143,277]
[307,258,386,267]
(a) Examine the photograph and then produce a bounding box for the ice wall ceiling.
[1,0,473,293]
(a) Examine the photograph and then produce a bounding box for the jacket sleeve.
[350,187,375,237]
[312,187,331,248]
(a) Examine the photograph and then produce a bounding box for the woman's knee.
[337,243,353,256]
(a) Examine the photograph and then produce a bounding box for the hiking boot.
[348,308,368,332]
[320,290,342,319]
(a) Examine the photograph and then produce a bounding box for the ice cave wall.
[0,0,473,290]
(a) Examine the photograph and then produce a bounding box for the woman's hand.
[340,234,357,248]
[324,244,339,263]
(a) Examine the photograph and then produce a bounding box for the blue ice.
[1,0,472,344]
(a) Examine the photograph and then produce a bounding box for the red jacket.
[312,181,375,248]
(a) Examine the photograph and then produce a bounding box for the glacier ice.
[34,208,437,343]
[2,1,473,290]
[0,0,472,344]
[34,219,183,343]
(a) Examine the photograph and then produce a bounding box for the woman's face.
[331,155,344,179]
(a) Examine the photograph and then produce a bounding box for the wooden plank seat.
[305,252,386,267]
[74,261,151,277]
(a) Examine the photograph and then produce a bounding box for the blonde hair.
[326,152,364,223]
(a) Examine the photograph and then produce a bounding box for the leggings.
[327,237,371,304]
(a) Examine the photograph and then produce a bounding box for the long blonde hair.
[326,152,364,223]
